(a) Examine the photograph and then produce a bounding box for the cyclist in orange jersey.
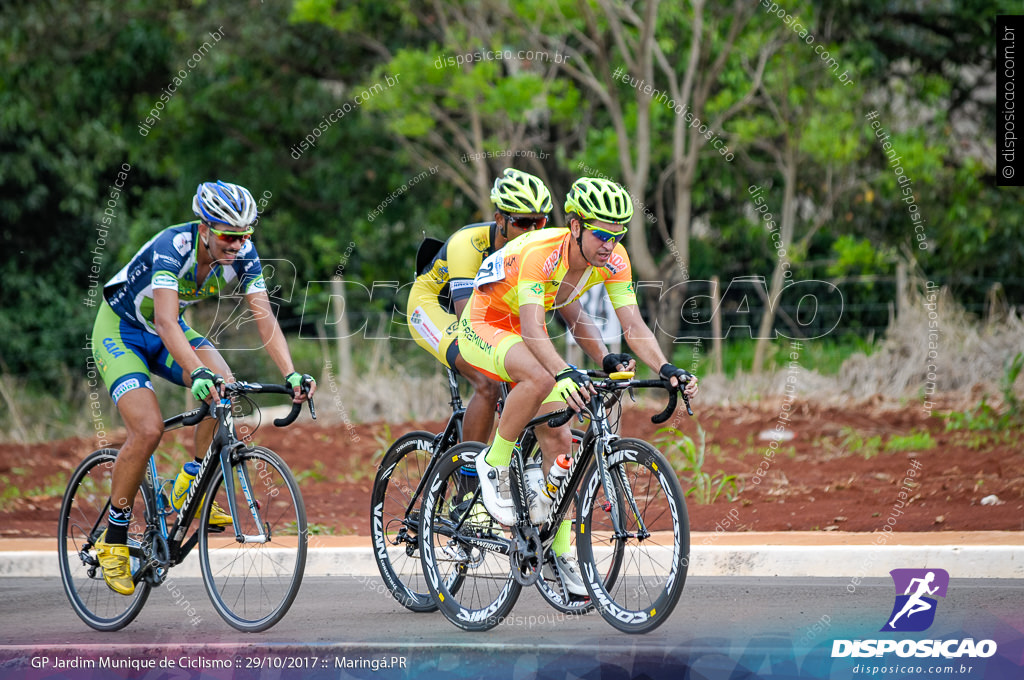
[459,177,699,593]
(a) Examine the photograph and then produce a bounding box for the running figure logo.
[881,568,950,632]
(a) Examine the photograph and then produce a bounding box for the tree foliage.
[0,0,1016,380]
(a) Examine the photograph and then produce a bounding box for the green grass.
[280,520,336,536]
[656,425,741,504]
[839,427,883,459]
[0,472,67,511]
[838,427,936,457]
[293,460,328,484]
[884,431,935,453]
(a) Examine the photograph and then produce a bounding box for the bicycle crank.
[509,524,542,587]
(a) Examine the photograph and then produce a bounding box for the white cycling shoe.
[544,553,588,596]
[474,449,516,526]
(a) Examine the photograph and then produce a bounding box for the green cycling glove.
[285,372,315,392]
[190,367,218,401]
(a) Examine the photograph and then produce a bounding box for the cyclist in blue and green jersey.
[90,181,315,596]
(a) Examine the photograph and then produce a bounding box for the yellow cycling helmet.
[564,177,634,224]
[490,168,553,214]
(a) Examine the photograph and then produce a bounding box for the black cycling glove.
[659,363,693,386]
[602,353,634,374]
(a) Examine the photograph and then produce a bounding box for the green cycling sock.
[484,432,516,467]
[552,519,572,556]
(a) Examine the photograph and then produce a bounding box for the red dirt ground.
[2,398,1022,538]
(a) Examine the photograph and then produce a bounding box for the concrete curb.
[3,535,1022,578]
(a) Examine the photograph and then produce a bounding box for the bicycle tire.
[420,442,522,631]
[371,430,452,612]
[576,438,690,634]
[58,448,152,631]
[199,445,307,632]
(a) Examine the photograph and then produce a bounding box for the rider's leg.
[484,342,554,466]
[108,386,165,542]
[98,384,164,596]
[454,353,501,444]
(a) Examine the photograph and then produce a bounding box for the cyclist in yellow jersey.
[407,169,552,443]
[459,177,700,594]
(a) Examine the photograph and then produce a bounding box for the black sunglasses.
[501,212,548,230]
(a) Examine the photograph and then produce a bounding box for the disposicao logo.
[881,568,948,632]
[831,568,998,659]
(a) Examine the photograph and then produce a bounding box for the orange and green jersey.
[472,228,637,318]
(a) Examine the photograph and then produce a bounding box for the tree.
[529,0,773,353]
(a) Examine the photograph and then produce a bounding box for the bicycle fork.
[589,402,649,542]
[218,443,271,543]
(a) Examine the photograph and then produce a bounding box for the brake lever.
[302,380,318,420]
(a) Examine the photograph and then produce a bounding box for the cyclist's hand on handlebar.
[285,372,317,403]
[659,363,699,397]
[190,367,223,402]
[554,366,595,413]
[602,352,636,374]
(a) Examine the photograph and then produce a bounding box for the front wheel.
[576,438,690,634]
[420,442,522,631]
[199,445,306,632]
[58,448,152,631]
[370,430,441,612]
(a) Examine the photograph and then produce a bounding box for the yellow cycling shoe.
[205,500,233,526]
[94,530,135,596]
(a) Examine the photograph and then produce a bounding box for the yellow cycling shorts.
[454,290,523,381]
[407,280,460,369]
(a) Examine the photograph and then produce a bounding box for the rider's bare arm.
[557,299,609,366]
[246,291,315,401]
[153,287,206,378]
[615,304,698,395]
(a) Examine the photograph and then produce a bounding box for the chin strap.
[574,225,600,268]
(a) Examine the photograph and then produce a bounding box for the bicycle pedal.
[206,525,227,533]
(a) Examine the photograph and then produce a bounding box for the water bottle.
[544,454,572,500]
[171,461,201,511]
[524,461,549,524]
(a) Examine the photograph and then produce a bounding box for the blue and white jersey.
[103,222,266,333]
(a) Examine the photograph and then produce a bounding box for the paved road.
[1,576,1021,679]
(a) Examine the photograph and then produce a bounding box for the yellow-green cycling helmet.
[490,168,553,214]
[564,177,633,224]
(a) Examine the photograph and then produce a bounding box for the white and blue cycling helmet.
[192,181,258,228]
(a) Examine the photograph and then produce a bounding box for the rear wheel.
[576,438,689,634]
[58,449,152,631]
[420,442,522,631]
[199,445,306,632]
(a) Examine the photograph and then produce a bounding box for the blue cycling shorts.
[91,299,212,404]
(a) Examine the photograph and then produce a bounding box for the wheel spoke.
[199,447,306,631]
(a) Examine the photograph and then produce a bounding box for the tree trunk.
[752,150,797,373]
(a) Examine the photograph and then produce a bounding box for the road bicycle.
[370,367,590,614]
[58,379,315,632]
[419,370,692,634]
